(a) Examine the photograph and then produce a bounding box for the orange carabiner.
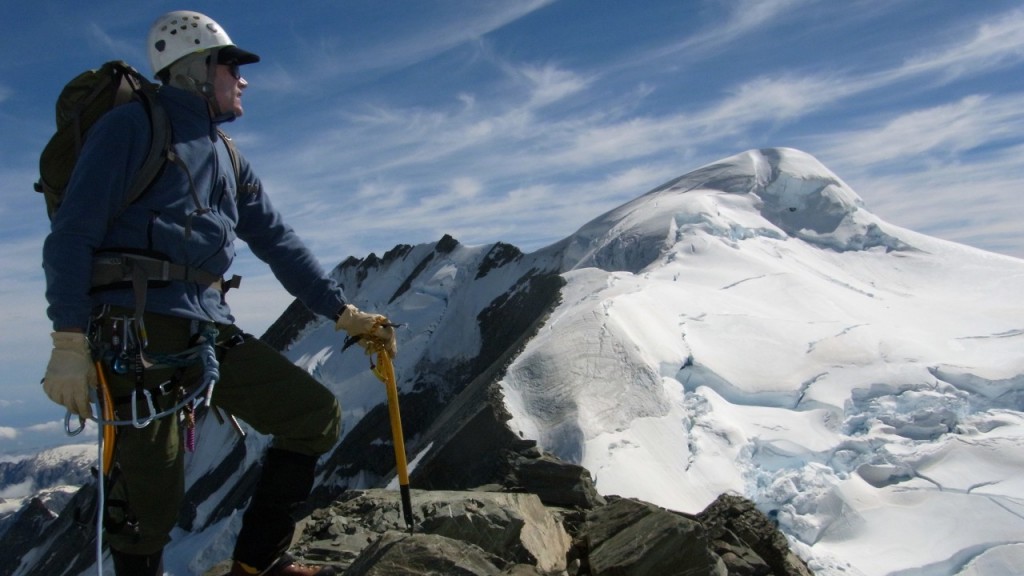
[94,361,116,474]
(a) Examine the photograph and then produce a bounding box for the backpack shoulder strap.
[217,129,251,203]
[217,129,242,188]
[124,86,172,207]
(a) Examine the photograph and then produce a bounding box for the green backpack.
[35,60,241,220]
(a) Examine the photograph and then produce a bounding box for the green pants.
[96,309,341,555]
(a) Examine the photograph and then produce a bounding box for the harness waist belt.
[91,254,241,293]
[91,253,241,350]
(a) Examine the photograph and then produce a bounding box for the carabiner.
[130,388,158,428]
[64,411,86,436]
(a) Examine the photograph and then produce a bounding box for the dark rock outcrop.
[3,485,99,576]
[582,497,716,576]
[290,489,572,575]
[0,498,58,576]
[231,481,811,576]
[699,494,814,576]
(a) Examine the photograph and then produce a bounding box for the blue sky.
[1,0,1022,451]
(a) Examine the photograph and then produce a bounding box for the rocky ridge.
[205,445,812,575]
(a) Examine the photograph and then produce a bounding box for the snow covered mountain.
[0,444,93,533]
[500,149,1024,575]
[6,148,1023,576]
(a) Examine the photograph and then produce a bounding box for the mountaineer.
[40,10,395,576]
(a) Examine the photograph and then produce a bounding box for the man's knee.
[302,395,341,455]
[274,393,340,456]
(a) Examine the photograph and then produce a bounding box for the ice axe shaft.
[346,330,414,532]
[376,347,414,532]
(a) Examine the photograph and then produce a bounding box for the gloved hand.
[43,331,97,419]
[335,304,398,358]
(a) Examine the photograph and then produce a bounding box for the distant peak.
[560,148,911,272]
[652,148,862,224]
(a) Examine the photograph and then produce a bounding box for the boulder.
[503,450,606,510]
[344,531,505,576]
[296,489,571,574]
[583,496,718,576]
[698,493,813,576]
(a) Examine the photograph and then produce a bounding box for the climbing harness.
[63,251,244,576]
[343,322,414,533]
[64,318,222,434]
[64,310,233,576]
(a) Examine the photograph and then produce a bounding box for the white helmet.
[147,10,259,78]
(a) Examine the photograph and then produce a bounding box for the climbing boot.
[228,553,337,576]
[233,449,319,569]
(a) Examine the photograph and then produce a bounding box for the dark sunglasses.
[223,62,242,80]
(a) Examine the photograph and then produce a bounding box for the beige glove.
[335,304,397,358]
[43,332,97,419]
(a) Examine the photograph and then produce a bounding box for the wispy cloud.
[814,94,1024,168]
[0,250,53,394]
[262,0,556,93]
[652,0,813,62]
[896,8,1024,82]
[702,73,855,131]
[841,154,1024,258]
[86,21,137,57]
[700,6,1024,130]
[510,62,592,108]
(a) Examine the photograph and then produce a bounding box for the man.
[41,10,394,576]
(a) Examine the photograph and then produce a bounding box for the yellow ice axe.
[345,328,414,532]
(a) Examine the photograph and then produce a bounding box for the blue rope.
[63,324,221,431]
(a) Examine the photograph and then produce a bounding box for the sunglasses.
[223,62,242,80]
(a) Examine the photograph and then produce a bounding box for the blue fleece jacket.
[43,86,346,330]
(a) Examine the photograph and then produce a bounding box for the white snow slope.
[498,149,1024,576]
